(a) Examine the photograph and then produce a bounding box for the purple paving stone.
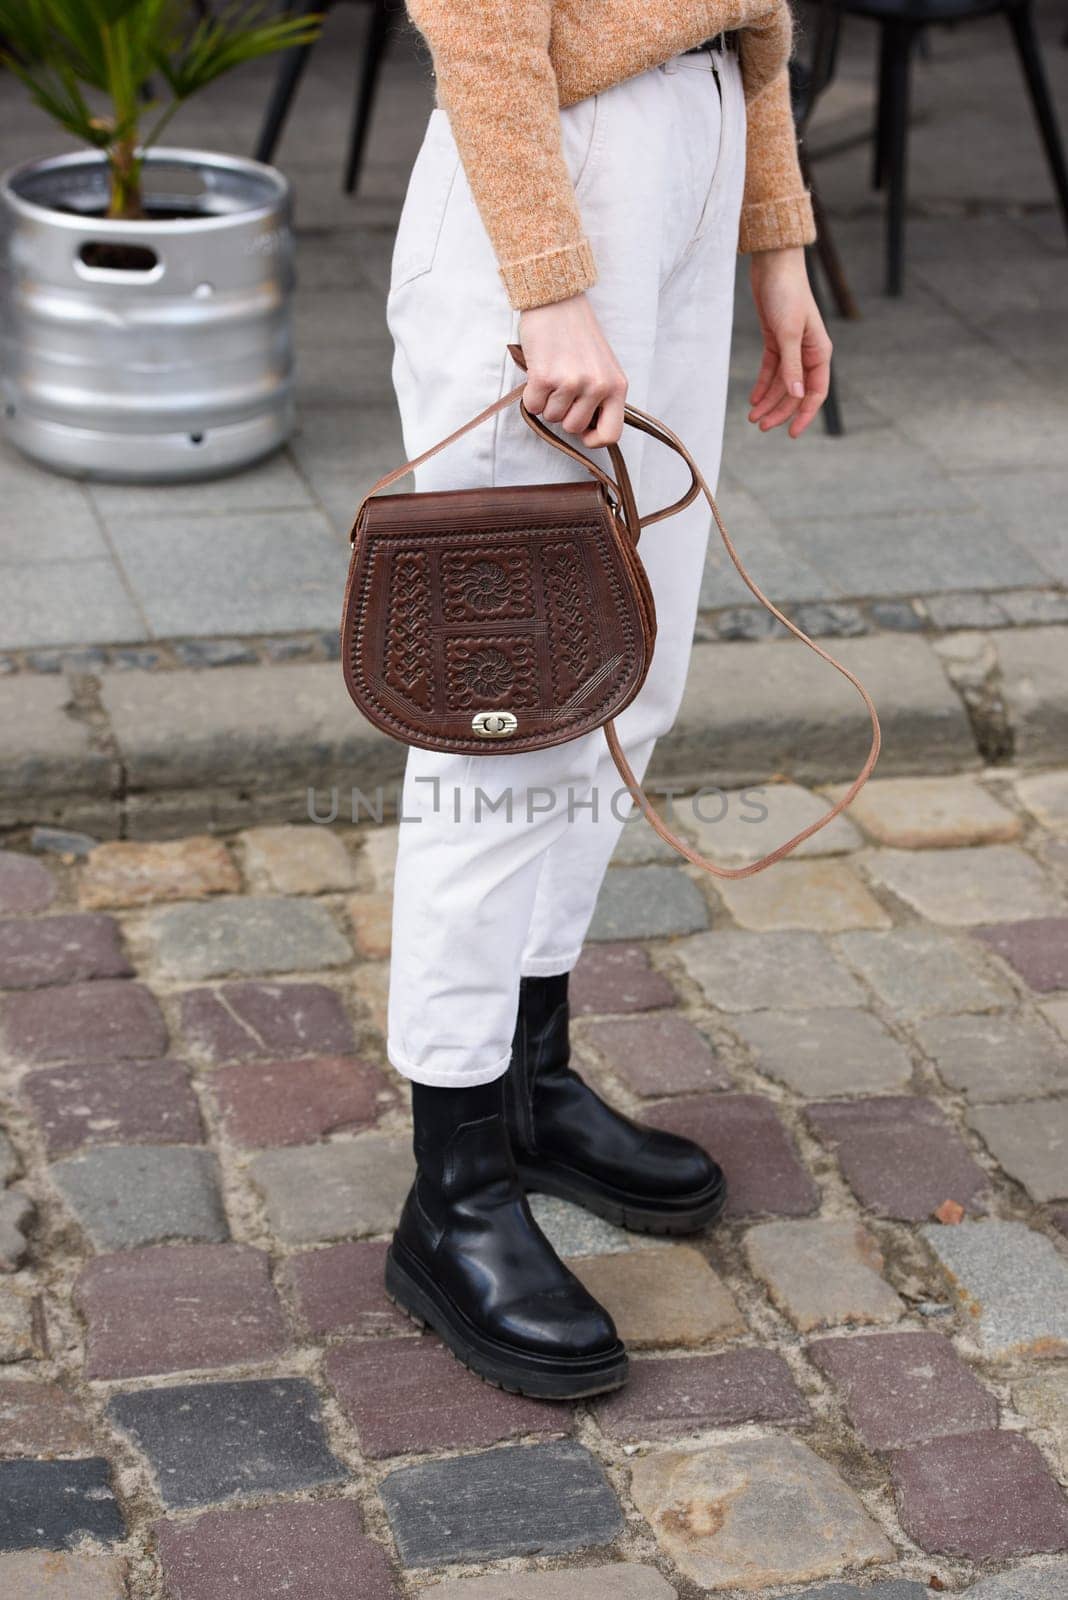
[570,944,676,1016]
[180,982,355,1063]
[809,1330,998,1448]
[0,1381,94,1456]
[211,1054,390,1147]
[326,1336,570,1458]
[283,1241,408,1337]
[155,1501,395,1600]
[583,1015,731,1096]
[0,852,56,915]
[2,980,168,1064]
[0,915,131,990]
[644,1094,819,1217]
[22,1059,203,1156]
[806,1097,990,1221]
[891,1431,1068,1559]
[0,1458,125,1550]
[594,1348,808,1440]
[974,920,1068,994]
[76,1245,287,1379]
[107,1379,345,1510]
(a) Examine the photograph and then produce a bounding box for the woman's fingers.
[755,382,803,431]
[524,370,627,445]
[787,349,832,439]
[518,294,629,444]
[748,347,779,411]
[582,387,626,448]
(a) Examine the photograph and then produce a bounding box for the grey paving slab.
[98,663,402,794]
[922,1219,1068,1358]
[732,1007,914,1096]
[51,1145,228,1250]
[419,1568,676,1600]
[956,1563,1068,1600]
[677,930,864,1012]
[88,449,314,517]
[250,1134,414,1242]
[997,628,1068,767]
[0,1458,125,1551]
[588,865,708,941]
[834,928,1015,1020]
[108,1378,345,1509]
[106,510,349,638]
[727,424,973,524]
[148,896,351,979]
[0,491,109,563]
[968,1100,1068,1203]
[379,1440,623,1566]
[0,560,147,650]
[954,470,1068,585]
[781,512,1046,599]
[700,481,840,609]
[0,677,112,805]
[913,1011,1068,1102]
[666,634,976,789]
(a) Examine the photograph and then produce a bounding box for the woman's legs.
[386,48,744,1087]
[520,45,748,974]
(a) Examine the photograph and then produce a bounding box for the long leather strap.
[351,343,881,878]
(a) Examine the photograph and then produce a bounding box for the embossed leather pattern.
[341,477,655,754]
[340,341,882,879]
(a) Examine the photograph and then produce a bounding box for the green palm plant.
[0,0,322,219]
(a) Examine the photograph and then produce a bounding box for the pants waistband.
[684,31,739,54]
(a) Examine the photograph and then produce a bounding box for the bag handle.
[350,341,881,878]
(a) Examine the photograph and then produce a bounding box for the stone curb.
[1,626,1066,839]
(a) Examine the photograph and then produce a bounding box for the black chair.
[255,0,405,193]
[791,0,862,435]
[840,0,1068,293]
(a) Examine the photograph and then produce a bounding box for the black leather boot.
[506,973,727,1233]
[385,1074,628,1398]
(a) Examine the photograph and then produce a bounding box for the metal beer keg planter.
[0,1,320,484]
[1,150,294,481]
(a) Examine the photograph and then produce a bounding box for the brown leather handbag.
[341,342,880,879]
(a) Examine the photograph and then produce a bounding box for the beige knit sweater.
[405,0,816,311]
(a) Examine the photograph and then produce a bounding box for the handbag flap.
[341,478,654,755]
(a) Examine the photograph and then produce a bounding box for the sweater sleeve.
[405,0,598,311]
[736,6,817,253]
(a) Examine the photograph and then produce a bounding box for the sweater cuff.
[738,192,817,255]
[498,237,598,311]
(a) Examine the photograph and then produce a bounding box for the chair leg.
[873,25,894,191]
[805,245,844,437]
[882,20,916,297]
[255,3,318,166]
[803,150,862,321]
[343,0,398,194]
[1006,0,1068,240]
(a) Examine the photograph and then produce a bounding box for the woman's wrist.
[749,244,806,276]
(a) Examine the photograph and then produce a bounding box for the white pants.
[384,43,747,1086]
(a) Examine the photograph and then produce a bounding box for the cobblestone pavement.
[0,768,1067,1596]
[1,4,1067,664]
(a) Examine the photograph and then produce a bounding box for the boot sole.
[515,1159,728,1236]
[384,1239,629,1400]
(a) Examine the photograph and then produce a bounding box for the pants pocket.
[560,91,608,204]
[390,109,462,291]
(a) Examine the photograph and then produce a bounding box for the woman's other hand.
[747,245,832,439]
[518,292,628,446]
